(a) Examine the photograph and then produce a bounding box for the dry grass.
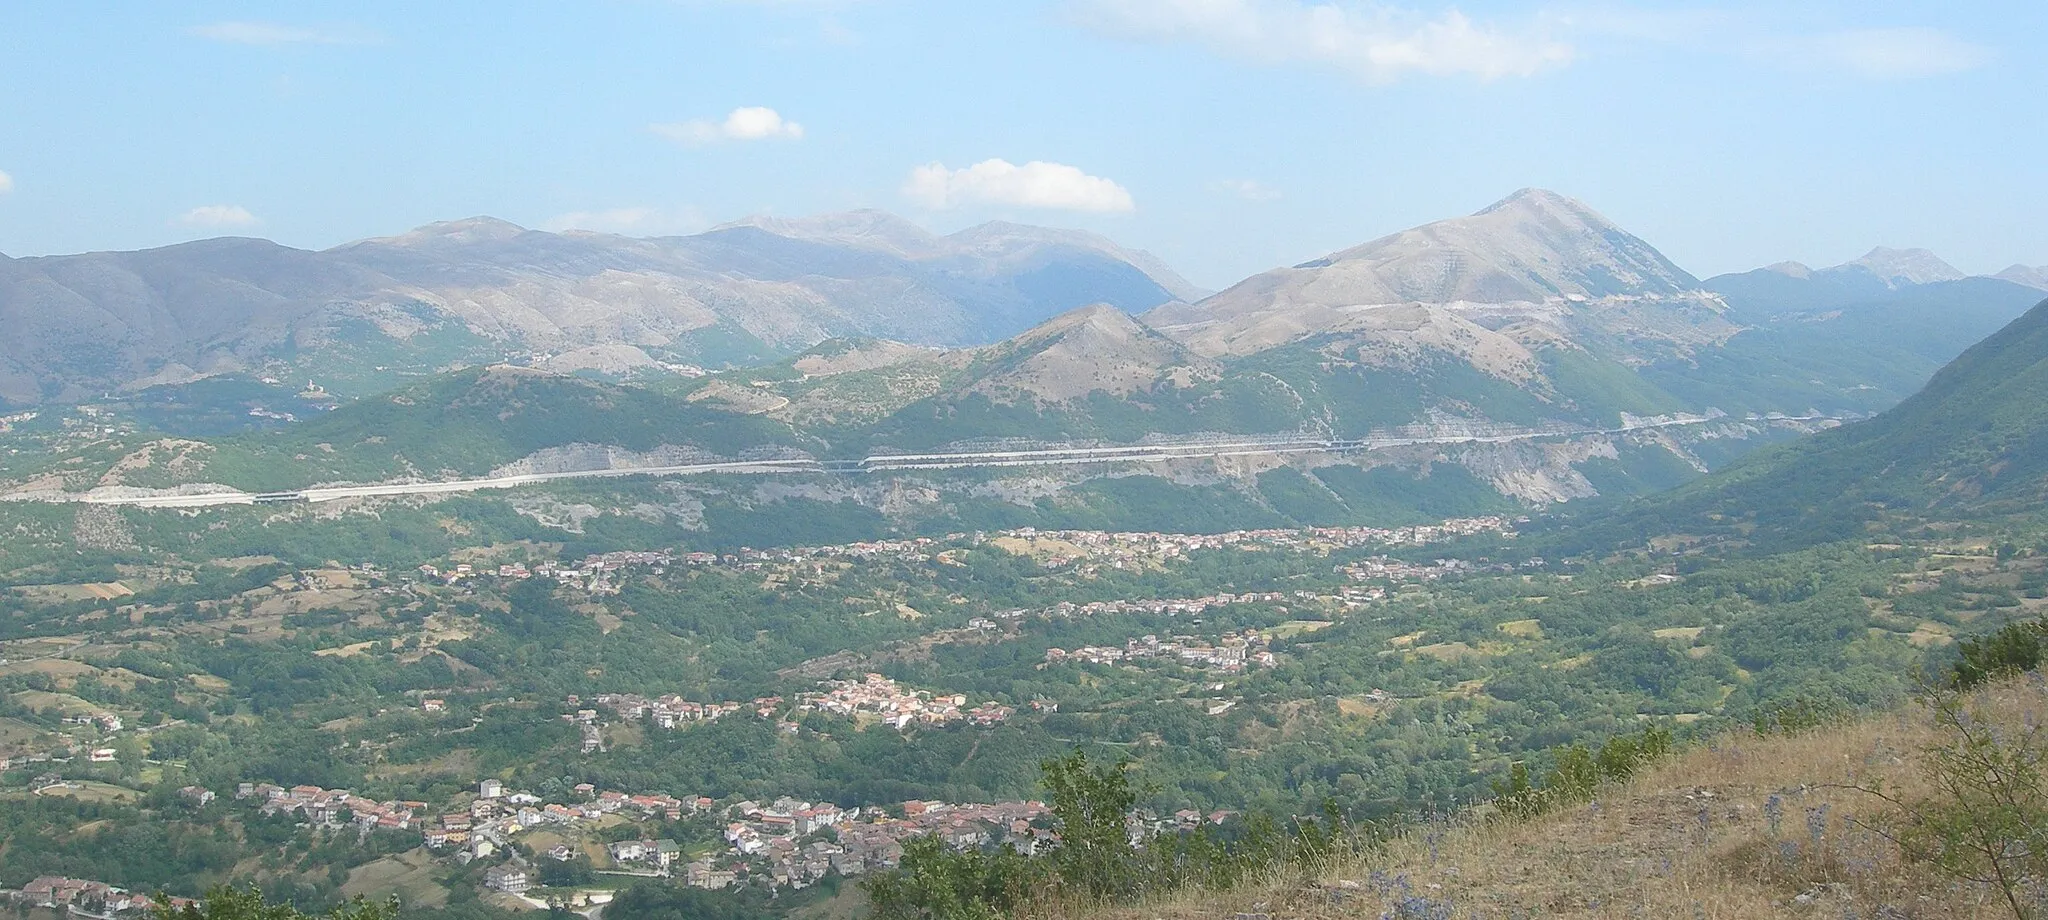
[342,849,450,907]
[1496,619,1545,640]
[1106,679,2048,920]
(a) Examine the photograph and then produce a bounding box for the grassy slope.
[1121,679,2043,920]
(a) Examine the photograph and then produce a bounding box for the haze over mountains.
[1565,293,2048,556]
[1998,264,2048,290]
[0,213,1198,404]
[4,187,2044,520]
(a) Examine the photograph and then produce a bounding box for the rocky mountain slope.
[0,212,1196,404]
[10,189,2037,531]
[1146,188,1730,363]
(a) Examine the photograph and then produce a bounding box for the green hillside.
[1642,278,2044,415]
[195,366,802,490]
[1580,296,2048,548]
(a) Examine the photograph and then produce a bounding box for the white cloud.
[904,160,1136,213]
[1211,178,1281,201]
[189,21,377,45]
[1804,28,1992,79]
[1547,11,1992,82]
[651,107,805,147]
[178,205,261,228]
[1069,0,1573,83]
[542,206,707,236]
[0,170,12,194]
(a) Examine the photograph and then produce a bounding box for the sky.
[0,1,2041,289]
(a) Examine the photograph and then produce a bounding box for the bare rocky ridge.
[1144,189,1738,380]
[963,304,1217,403]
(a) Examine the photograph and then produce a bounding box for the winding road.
[18,413,1836,510]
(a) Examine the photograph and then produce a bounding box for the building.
[479,779,504,799]
[482,864,529,894]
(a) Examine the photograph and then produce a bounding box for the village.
[403,518,1521,596]
[580,673,1013,736]
[1044,629,1277,673]
[219,770,1064,897]
[3,877,194,920]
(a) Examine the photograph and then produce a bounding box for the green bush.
[1951,618,2048,690]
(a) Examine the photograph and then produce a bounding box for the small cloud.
[1069,0,1573,84]
[178,205,261,228]
[542,206,707,236]
[1211,179,1281,202]
[904,159,1135,213]
[651,107,805,147]
[0,170,12,194]
[189,21,378,45]
[1805,27,1992,79]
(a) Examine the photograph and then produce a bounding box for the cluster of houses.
[242,782,426,833]
[59,711,124,733]
[435,778,705,859]
[1044,631,1277,673]
[8,878,192,918]
[996,518,1517,571]
[797,674,1013,729]
[416,550,676,594]
[1031,590,1300,621]
[159,776,1237,899]
[468,786,1056,894]
[583,692,747,730]
[0,410,38,433]
[577,676,1013,737]
[399,515,1518,601]
[692,797,1051,890]
[1338,556,1480,584]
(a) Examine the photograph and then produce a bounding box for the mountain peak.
[1158,189,1707,357]
[1996,264,2048,291]
[968,303,1207,402]
[1016,302,1143,338]
[1763,261,1813,279]
[1298,188,1693,300]
[1844,247,1965,287]
[1475,187,1601,221]
[354,216,530,249]
[712,209,941,256]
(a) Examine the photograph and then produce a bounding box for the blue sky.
[0,1,2040,288]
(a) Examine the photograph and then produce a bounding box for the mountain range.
[0,212,1199,404]
[7,189,2045,527]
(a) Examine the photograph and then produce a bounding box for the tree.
[1951,619,2048,690]
[861,835,1035,920]
[1038,751,1141,902]
[1869,685,2048,919]
[152,887,396,920]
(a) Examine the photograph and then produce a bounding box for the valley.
[3,191,2045,920]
